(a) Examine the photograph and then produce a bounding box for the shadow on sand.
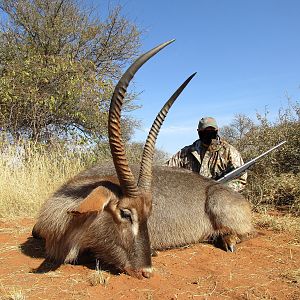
[20,235,120,275]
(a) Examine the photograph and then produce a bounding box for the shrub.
[222,100,300,215]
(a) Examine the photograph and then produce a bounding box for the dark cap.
[198,117,218,130]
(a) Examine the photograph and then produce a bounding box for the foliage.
[0,0,141,143]
[125,141,170,165]
[221,100,300,214]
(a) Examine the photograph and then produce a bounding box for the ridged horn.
[138,72,197,191]
[108,39,175,197]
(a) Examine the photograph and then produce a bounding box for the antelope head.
[72,40,195,279]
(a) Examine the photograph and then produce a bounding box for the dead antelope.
[32,40,194,278]
[32,40,254,279]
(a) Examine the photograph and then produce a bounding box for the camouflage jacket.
[165,138,247,192]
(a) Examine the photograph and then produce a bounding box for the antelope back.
[78,165,253,251]
[148,166,253,250]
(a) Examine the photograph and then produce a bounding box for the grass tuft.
[0,284,26,300]
[88,260,110,287]
[281,269,300,285]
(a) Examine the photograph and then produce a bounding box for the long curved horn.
[108,39,175,197]
[138,72,197,191]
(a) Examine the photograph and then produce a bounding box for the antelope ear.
[70,186,113,214]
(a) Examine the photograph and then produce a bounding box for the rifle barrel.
[217,141,286,184]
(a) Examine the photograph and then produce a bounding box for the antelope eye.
[120,209,132,222]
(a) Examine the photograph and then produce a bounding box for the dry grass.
[280,269,300,285]
[0,140,167,218]
[254,212,300,236]
[88,260,110,287]
[0,284,26,300]
[0,142,86,218]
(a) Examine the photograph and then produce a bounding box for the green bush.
[222,100,300,215]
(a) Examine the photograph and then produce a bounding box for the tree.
[220,113,254,149]
[0,0,141,143]
[221,100,300,213]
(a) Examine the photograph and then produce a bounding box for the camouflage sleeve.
[164,149,184,168]
[226,145,247,192]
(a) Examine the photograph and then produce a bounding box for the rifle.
[217,141,287,184]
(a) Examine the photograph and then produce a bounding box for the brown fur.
[148,166,254,250]
[32,41,253,279]
[33,164,254,278]
[32,41,236,279]
[33,169,153,279]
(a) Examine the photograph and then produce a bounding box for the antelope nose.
[142,267,153,278]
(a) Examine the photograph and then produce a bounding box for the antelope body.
[32,40,254,279]
[74,164,253,250]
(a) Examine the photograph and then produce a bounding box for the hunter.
[165,117,247,192]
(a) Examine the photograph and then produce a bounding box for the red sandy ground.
[0,218,299,300]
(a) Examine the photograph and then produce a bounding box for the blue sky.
[2,1,300,154]
[99,0,300,154]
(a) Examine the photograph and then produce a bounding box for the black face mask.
[198,130,218,145]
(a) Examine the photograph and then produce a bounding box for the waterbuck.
[32,40,254,279]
